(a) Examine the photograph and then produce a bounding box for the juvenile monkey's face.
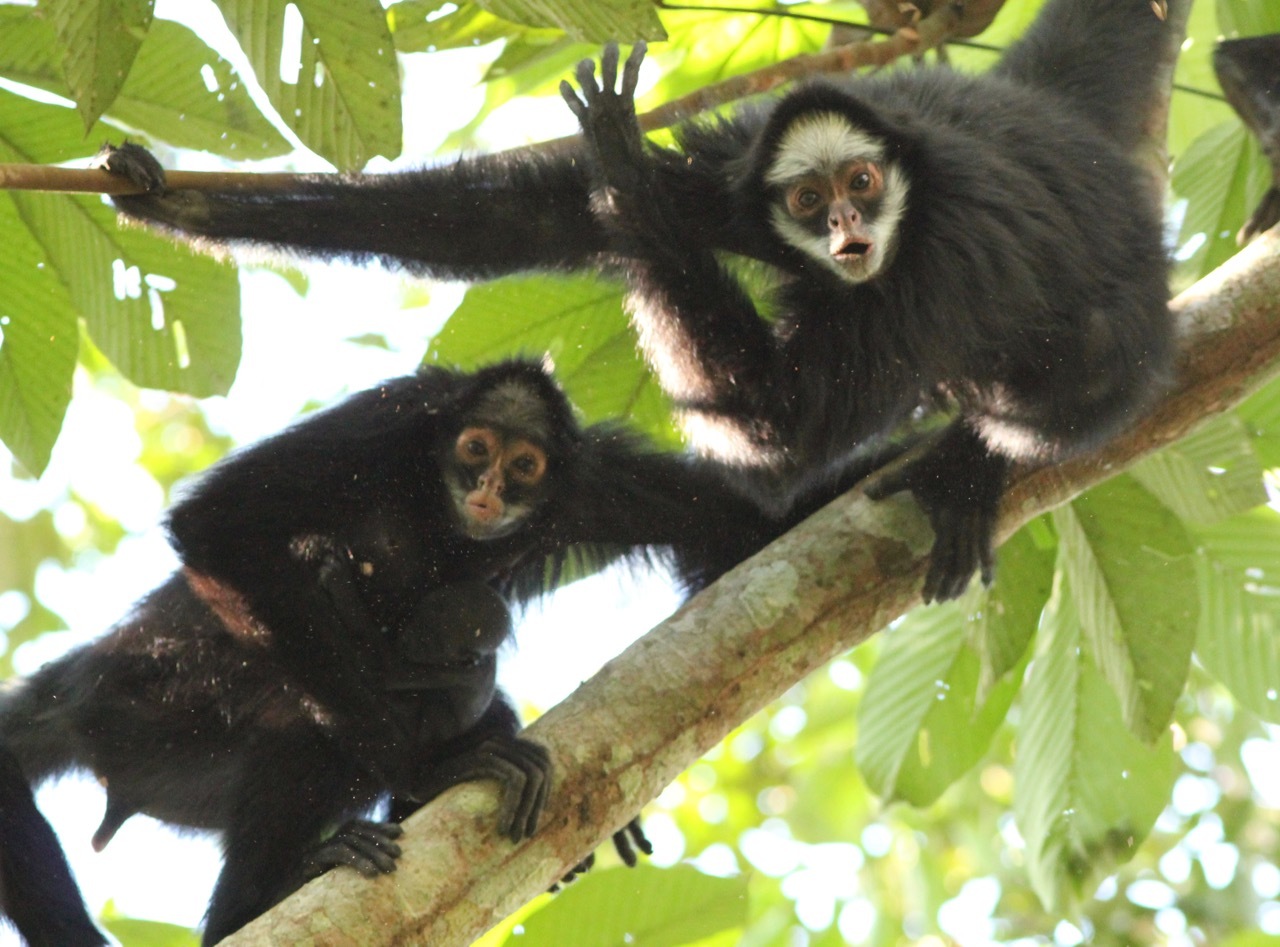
[445,425,549,540]
[764,111,908,284]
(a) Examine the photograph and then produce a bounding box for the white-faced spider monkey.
[102,0,1176,603]
[0,360,772,946]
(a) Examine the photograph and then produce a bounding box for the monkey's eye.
[506,443,547,484]
[850,171,872,191]
[456,427,498,464]
[795,188,822,211]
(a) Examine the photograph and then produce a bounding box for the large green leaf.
[0,89,240,397]
[1236,373,1280,469]
[856,596,1022,807]
[506,865,747,947]
[0,194,77,476]
[1130,414,1266,524]
[215,0,402,167]
[1195,507,1280,723]
[44,0,154,129]
[1014,568,1179,911]
[970,520,1056,702]
[429,275,678,440]
[1053,476,1197,743]
[1216,0,1280,37]
[1172,120,1269,281]
[0,13,287,157]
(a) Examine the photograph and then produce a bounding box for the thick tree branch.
[223,230,1280,946]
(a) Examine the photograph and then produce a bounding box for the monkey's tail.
[995,0,1177,153]
[0,742,106,946]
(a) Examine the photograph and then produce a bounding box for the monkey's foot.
[301,819,403,880]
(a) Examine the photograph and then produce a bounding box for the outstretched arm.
[561,45,795,455]
[101,142,606,281]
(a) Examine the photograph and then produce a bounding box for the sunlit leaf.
[1171,120,1269,281]
[429,275,678,441]
[971,521,1056,702]
[1053,476,1197,743]
[507,865,747,947]
[1015,568,1178,911]
[215,0,402,167]
[45,0,154,129]
[1130,413,1266,524]
[1194,507,1280,722]
[476,0,664,42]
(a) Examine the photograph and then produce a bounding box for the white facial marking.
[765,112,885,185]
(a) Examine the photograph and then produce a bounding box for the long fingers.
[559,42,647,120]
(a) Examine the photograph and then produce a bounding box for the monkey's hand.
[863,425,1007,603]
[97,141,218,230]
[299,819,404,880]
[410,735,551,842]
[560,42,650,201]
[95,141,166,192]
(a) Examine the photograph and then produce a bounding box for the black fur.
[0,360,769,945]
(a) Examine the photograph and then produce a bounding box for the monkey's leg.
[201,728,381,945]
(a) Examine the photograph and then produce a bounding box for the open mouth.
[835,241,872,259]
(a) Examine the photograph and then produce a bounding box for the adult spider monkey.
[0,360,765,946]
[103,0,1177,603]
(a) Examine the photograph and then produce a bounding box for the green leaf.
[1129,414,1266,524]
[1172,120,1268,281]
[1194,507,1280,722]
[507,864,747,947]
[1053,476,1197,743]
[391,0,559,54]
[475,0,665,42]
[0,195,77,476]
[115,19,291,157]
[857,595,1022,806]
[857,604,969,800]
[100,913,199,947]
[653,8,828,103]
[6,190,240,396]
[1217,0,1280,37]
[0,13,288,158]
[45,0,155,129]
[1014,568,1179,911]
[971,521,1056,702]
[429,275,678,441]
[1235,373,1280,469]
[215,0,402,167]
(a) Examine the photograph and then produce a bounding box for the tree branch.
[222,229,1280,946]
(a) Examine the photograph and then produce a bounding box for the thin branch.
[222,229,1280,946]
[0,20,966,194]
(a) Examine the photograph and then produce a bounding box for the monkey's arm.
[101,142,605,280]
[562,45,806,456]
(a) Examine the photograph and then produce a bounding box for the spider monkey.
[556,0,1176,600]
[102,0,1177,603]
[1214,34,1280,244]
[0,360,764,946]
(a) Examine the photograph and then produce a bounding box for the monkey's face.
[445,426,550,540]
[764,111,908,285]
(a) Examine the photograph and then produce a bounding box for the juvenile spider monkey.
[0,360,765,946]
